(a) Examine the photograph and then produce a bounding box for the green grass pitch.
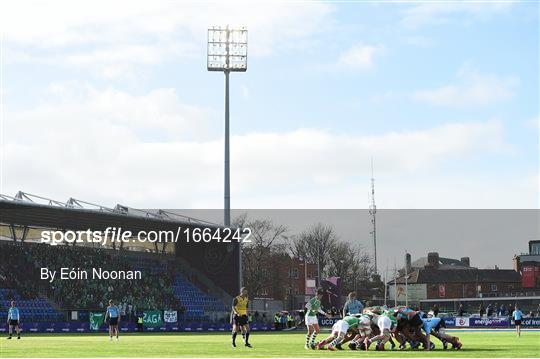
[0,331,538,358]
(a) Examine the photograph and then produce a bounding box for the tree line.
[234,215,383,302]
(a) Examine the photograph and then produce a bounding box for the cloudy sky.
[0,0,538,211]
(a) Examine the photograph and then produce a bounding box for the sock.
[310,332,317,345]
[305,334,311,346]
[232,331,237,344]
[330,338,339,347]
[242,332,246,344]
[245,332,250,344]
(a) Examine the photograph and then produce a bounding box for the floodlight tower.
[207,26,248,227]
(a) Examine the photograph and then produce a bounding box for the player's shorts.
[358,323,372,336]
[514,319,522,326]
[8,319,19,326]
[359,327,372,336]
[331,320,349,334]
[234,314,248,326]
[409,313,423,327]
[378,316,392,331]
[109,317,119,326]
[305,315,318,326]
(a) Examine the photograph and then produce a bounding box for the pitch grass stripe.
[1,332,539,358]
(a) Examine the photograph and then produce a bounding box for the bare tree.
[327,242,372,294]
[290,223,338,284]
[234,215,288,297]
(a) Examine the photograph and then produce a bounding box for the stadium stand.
[0,241,228,322]
[171,276,228,321]
[0,289,63,322]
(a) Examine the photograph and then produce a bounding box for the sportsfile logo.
[40,226,252,246]
[41,228,134,246]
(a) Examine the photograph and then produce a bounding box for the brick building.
[388,252,522,302]
[253,255,318,300]
[513,240,540,289]
[284,257,318,296]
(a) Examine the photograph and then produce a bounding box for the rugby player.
[421,316,462,350]
[6,301,20,340]
[304,288,331,349]
[316,315,360,351]
[347,314,373,350]
[395,306,429,350]
[363,307,395,351]
[512,305,523,337]
[104,299,120,342]
[342,291,363,317]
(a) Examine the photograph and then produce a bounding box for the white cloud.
[231,173,539,210]
[8,84,215,142]
[338,44,382,71]
[1,0,334,77]
[401,2,513,29]
[2,84,525,209]
[414,67,519,107]
[375,173,538,209]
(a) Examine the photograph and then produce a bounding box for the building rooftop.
[411,256,475,270]
[389,268,521,285]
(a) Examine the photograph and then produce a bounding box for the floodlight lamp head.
[207,26,248,72]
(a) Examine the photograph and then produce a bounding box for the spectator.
[273,312,280,331]
[287,313,294,328]
[280,312,286,329]
[487,303,493,317]
[458,304,464,317]
[479,303,485,317]
[137,314,144,332]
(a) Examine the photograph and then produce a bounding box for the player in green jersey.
[347,314,373,350]
[364,309,395,351]
[316,315,359,351]
[304,288,331,349]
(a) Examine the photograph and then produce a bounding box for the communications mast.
[369,158,378,274]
